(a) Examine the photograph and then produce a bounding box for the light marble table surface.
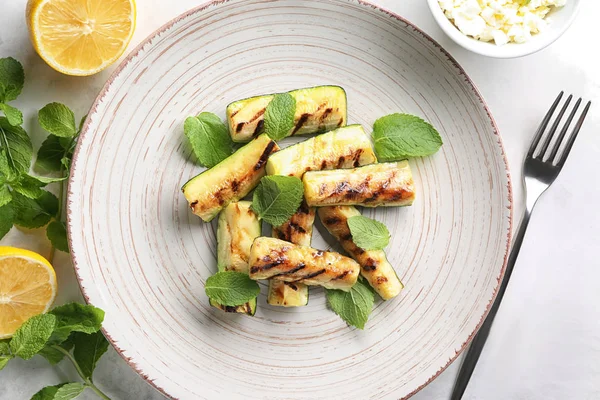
[1,1,599,399]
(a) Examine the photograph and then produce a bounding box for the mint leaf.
[31,384,66,400]
[11,174,47,199]
[184,112,234,168]
[205,271,260,306]
[373,113,443,161]
[0,117,33,174]
[0,203,14,239]
[0,57,25,103]
[10,313,57,359]
[251,175,303,226]
[38,337,74,365]
[264,92,296,140]
[49,303,105,344]
[326,278,375,329]
[0,103,23,126]
[36,135,66,172]
[39,103,77,138]
[31,383,87,400]
[47,220,69,253]
[73,331,109,379]
[347,215,390,250]
[11,173,65,200]
[0,340,13,370]
[12,191,58,228]
[0,184,11,207]
[0,149,12,180]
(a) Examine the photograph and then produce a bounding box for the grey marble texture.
[1,0,599,399]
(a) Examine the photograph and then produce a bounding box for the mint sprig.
[372,113,443,161]
[0,57,25,103]
[205,271,260,306]
[31,383,86,400]
[326,278,375,329]
[347,215,390,250]
[184,112,234,168]
[38,103,78,138]
[251,175,304,227]
[0,57,25,126]
[264,92,296,140]
[0,57,83,252]
[2,303,112,400]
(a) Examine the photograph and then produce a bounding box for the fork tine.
[556,101,592,167]
[527,91,564,158]
[547,97,581,163]
[537,94,572,159]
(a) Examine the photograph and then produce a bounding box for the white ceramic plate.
[68,1,512,399]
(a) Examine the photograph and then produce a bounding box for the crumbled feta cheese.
[438,0,566,45]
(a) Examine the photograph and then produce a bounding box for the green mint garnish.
[347,215,390,250]
[264,92,296,141]
[372,113,443,161]
[184,112,234,168]
[326,278,375,330]
[205,271,260,306]
[251,175,304,227]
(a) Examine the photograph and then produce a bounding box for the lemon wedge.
[0,247,57,339]
[26,0,136,76]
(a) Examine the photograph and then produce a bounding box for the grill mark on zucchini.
[253,119,264,137]
[288,222,306,234]
[332,270,350,280]
[254,140,277,171]
[284,282,299,291]
[363,258,378,271]
[298,268,326,280]
[271,263,306,278]
[250,256,287,274]
[249,109,265,123]
[336,117,344,127]
[324,217,341,225]
[292,113,311,135]
[230,109,239,118]
[235,109,265,135]
[352,148,363,167]
[298,202,310,214]
[321,107,333,121]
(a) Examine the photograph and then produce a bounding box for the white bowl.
[427,0,581,58]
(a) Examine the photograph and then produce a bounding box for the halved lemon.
[0,247,57,339]
[26,0,136,76]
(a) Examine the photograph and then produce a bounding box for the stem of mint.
[51,345,111,400]
[47,137,71,264]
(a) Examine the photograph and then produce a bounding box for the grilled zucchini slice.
[266,125,377,178]
[318,206,403,300]
[271,201,315,247]
[226,86,347,142]
[211,201,261,315]
[249,237,360,291]
[182,134,279,221]
[268,201,315,307]
[217,201,261,274]
[303,161,415,207]
[210,298,257,316]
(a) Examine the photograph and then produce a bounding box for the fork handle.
[450,208,532,400]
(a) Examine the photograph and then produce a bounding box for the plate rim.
[66,1,514,398]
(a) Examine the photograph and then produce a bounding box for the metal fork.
[450,92,592,400]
